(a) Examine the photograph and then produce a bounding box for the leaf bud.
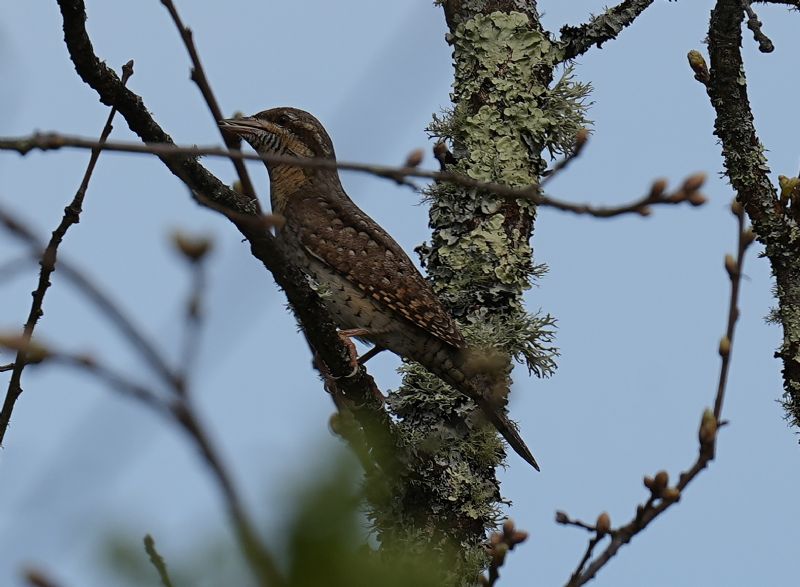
[724,254,737,279]
[699,408,717,446]
[596,512,611,536]
[662,487,681,502]
[654,470,669,494]
[404,148,424,168]
[719,335,731,357]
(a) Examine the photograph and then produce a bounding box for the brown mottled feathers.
[286,187,466,349]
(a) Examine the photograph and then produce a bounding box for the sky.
[1,1,799,586]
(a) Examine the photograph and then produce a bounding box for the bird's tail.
[473,393,540,471]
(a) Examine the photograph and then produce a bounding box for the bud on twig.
[699,408,717,447]
[662,487,681,502]
[719,335,731,357]
[653,471,669,495]
[682,173,706,193]
[687,50,710,84]
[649,179,668,200]
[171,231,213,263]
[731,200,744,217]
[596,512,611,536]
[404,148,424,168]
[687,193,707,207]
[724,254,737,279]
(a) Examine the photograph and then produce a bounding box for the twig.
[144,534,174,587]
[57,0,397,475]
[556,0,656,61]
[170,231,213,386]
[744,1,775,52]
[22,568,65,587]
[159,0,260,213]
[0,333,283,587]
[555,511,598,533]
[562,200,754,586]
[540,129,589,186]
[0,132,708,218]
[0,205,181,392]
[479,520,529,587]
[0,61,133,446]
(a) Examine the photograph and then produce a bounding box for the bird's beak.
[218,117,263,137]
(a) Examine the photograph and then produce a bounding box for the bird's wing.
[287,191,466,349]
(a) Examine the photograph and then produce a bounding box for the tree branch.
[556,0,656,62]
[0,132,708,219]
[704,0,800,430]
[158,0,260,212]
[562,203,753,586]
[0,60,132,446]
[55,0,399,472]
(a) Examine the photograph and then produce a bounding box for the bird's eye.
[277,114,290,125]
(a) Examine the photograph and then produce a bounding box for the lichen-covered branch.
[703,0,800,431]
[373,2,567,583]
[555,0,656,62]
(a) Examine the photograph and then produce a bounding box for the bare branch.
[56,0,398,475]
[704,0,800,430]
[562,201,754,586]
[0,204,181,393]
[0,60,133,446]
[0,132,708,218]
[556,0,656,62]
[479,520,529,587]
[159,0,260,212]
[744,1,775,52]
[170,231,214,386]
[0,326,282,586]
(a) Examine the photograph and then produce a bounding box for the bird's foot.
[334,329,370,378]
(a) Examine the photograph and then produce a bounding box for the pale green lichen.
[369,7,589,583]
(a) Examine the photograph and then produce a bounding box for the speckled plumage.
[219,107,539,470]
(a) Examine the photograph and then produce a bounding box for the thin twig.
[0,132,708,218]
[0,61,133,446]
[562,201,753,586]
[744,1,775,52]
[144,534,175,587]
[22,568,65,587]
[159,0,260,212]
[480,520,528,587]
[540,129,589,186]
[0,332,283,587]
[171,231,213,386]
[0,205,181,392]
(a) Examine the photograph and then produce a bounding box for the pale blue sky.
[1,1,798,586]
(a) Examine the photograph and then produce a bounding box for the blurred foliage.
[101,452,446,587]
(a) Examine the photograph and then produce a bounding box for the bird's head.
[219,107,336,162]
[219,107,338,212]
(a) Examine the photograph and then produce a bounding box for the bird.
[219,107,539,470]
